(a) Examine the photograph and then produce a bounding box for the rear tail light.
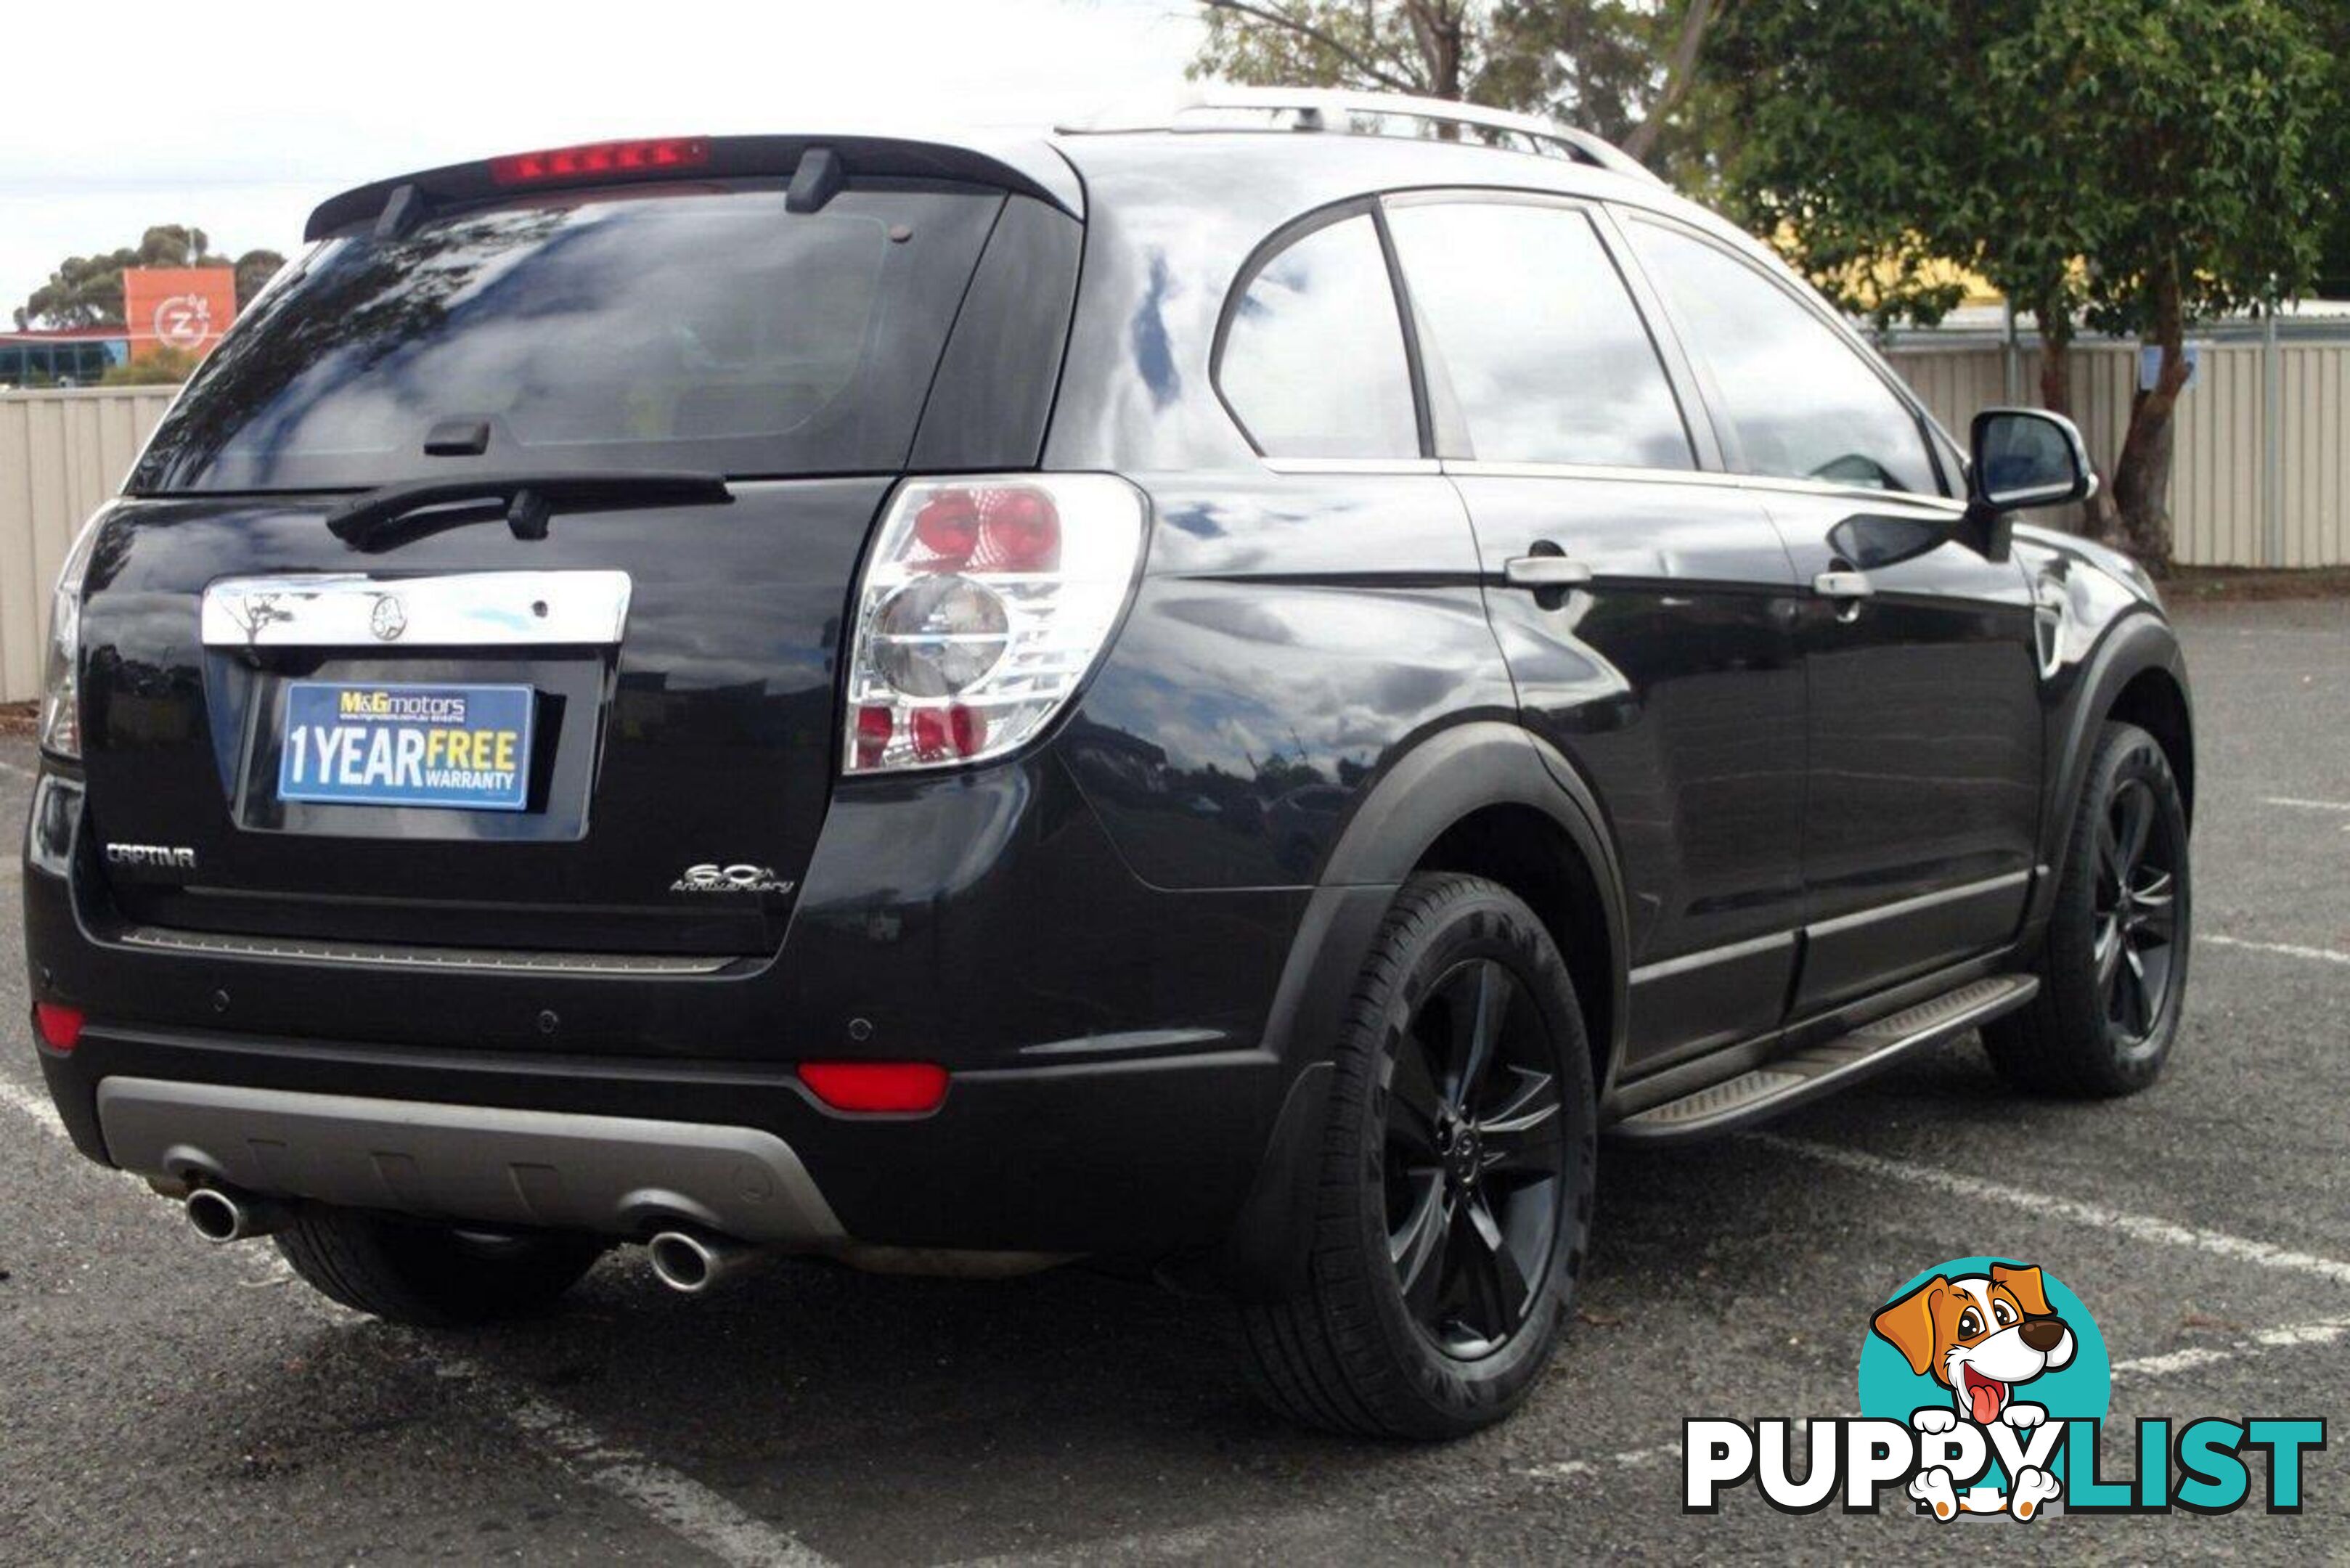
[844,476,1146,774]
[799,1061,950,1114]
[33,1003,84,1052]
[39,507,110,760]
[488,136,711,186]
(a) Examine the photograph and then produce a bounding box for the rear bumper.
[37,1012,1289,1259]
[23,748,1325,1262]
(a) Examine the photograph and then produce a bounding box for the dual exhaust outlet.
[179,1185,756,1295]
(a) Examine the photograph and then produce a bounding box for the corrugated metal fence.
[1888,339,2350,570]
[1,387,179,703]
[2,348,2346,699]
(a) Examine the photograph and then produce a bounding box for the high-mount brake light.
[844,476,1147,775]
[488,137,711,187]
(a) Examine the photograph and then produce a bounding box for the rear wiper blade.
[325,472,733,548]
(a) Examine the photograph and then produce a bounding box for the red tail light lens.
[799,1061,950,1114]
[854,704,896,769]
[972,489,1061,573]
[843,475,1146,775]
[33,1003,84,1052]
[911,490,982,567]
[910,704,987,762]
[489,137,711,186]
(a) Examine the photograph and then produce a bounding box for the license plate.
[279,682,534,812]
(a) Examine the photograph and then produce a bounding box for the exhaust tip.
[647,1230,719,1294]
[185,1187,247,1244]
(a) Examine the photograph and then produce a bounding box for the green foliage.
[232,249,287,311]
[13,227,284,331]
[1721,1,2331,331]
[98,346,201,386]
[1718,0,2336,563]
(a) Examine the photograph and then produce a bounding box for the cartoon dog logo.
[1872,1262,2076,1521]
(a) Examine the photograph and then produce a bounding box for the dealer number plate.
[278,682,534,812]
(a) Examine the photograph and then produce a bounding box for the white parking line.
[439,1355,828,1568]
[1519,1442,1672,1482]
[2265,796,2350,813]
[0,757,34,781]
[2203,934,2350,968]
[0,1073,831,1568]
[1750,1133,2350,1288]
[1507,1317,2350,1487]
[0,1073,67,1139]
[2109,1318,2350,1379]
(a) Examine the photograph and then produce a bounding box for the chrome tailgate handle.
[202,571,633,649]
[1504,554,1595,589]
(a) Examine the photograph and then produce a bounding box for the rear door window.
[1625,220,1941,494]
[1216,213,1421,460]
[133,186,1005,491]
[1384,199,1694,470]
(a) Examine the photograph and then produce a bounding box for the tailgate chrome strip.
[200,570,632,649]
[118,924,732,976]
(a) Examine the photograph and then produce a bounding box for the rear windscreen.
[132,184,1005,491]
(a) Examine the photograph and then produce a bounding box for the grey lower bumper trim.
[97,1077,846,1245]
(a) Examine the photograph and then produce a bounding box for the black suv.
[21,92,2194,1438]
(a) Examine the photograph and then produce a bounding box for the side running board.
[1611,974,2040,1143]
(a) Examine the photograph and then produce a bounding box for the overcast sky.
[1,0,1207,321]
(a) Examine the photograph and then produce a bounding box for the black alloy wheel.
[1240,873,1596,1439]
[1383,957,1566,1360]
[2094,772,2182,1053]
[1983,720,2191,1098]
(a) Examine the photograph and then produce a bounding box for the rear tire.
[277,1206,605,1326]
[1983,720,2190,1097]
[1240,873,1597,1439]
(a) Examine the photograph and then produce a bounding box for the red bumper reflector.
[799,1061,949,1114]
[33,1003,84,1052]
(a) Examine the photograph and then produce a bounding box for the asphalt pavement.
[2,595,2344,1564]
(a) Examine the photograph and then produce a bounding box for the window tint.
[1218,214,1419,460]
[1385,201,1692,470]
[1628,222,1938,494]
[134,187,1003,491]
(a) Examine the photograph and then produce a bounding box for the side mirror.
[1962,408,2096,562]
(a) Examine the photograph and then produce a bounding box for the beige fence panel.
[0,387,177,701]
[1886,338,2350,569]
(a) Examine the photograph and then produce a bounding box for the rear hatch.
[74,137,1076,959]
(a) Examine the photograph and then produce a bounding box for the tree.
[233,249,287,311]
[2308,1,2350,298]
[14,227,285,330]
[99,346,201,386]
[1190,1,1731,184]
[1719,0,2333,567]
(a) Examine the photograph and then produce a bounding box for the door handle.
[1811,568,1874,600]
[1504,555,1595,589]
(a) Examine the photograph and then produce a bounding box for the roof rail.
[1059,86,1664,187]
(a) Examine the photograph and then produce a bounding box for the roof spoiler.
[304,132,1082,241]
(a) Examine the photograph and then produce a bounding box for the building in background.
[121,266,237,362]
[0,327,129,386]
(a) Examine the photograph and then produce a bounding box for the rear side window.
[1627,221,1939,494]
[133,187,1005,491]
[1386,201,1693,470]
[1217,214,1420,460]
